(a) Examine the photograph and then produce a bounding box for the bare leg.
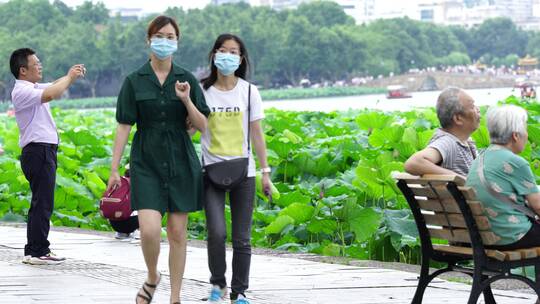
[136,209,162,304]
[167,212,188,304]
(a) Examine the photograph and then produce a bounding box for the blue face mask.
[150,38,178,60]
[214,52,241,76]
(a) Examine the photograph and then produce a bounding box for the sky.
[57,0,212,13]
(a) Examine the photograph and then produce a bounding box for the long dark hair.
[201,33,250,90]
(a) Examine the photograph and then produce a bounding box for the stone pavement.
[0,225,537,304]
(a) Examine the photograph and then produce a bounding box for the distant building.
[257,0,272,5]
[354,0,418,23]
[350,0,539,29]
[362,0,375,19]
[211,0,249,4]
[333,0,363,22]
[210,0,308,9]
[270,0,312,10]
[109,7,145,22]
[417,0,463,24]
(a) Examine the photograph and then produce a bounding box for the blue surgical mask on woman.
[150,38,178,60]
[214,52,241,76]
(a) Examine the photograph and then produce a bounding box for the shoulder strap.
[477,151,539,220]
[247,83,251,153]
[468,144,477,159]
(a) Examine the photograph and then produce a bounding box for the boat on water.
[386,85,412,99]
[514,79,537,99]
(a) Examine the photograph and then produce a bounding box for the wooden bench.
[394,173,540,304]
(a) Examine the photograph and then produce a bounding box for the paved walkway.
[0,225,536,303]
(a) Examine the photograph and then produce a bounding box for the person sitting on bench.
[405,87,480,177]
[466,105,540,250]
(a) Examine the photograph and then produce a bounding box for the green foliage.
[0,102,430,263]
[1,89,539,264]
[436,52,471,66]
[470,18,528,61]
[0,109,119,231]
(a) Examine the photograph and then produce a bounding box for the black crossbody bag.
[204,84,251,191]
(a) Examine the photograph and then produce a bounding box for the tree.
[436,52,471,66]
[73,1,109,24]
[0,0,66,32]
[53,0,73,17]
[526,31,540,60]
[448,25,475,58]
[369,18,433,72]
[42,21,104,97]
[491,54,519,68]
[470,18,527,60]
[421,24,465,58]
[294,1,354,28]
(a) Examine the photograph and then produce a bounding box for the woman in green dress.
[107,15,210,304]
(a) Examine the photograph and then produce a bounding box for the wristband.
[260,167,271,173]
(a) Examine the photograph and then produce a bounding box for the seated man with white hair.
[466,105,540,250]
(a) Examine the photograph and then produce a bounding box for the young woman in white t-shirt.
[199,34,271,304]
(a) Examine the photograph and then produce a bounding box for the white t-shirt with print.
[201,78,264,177]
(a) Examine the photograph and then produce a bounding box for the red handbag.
[99,176,131,221]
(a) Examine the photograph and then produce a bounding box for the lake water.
[263,87,519,112]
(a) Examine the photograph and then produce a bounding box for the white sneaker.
[133,229,140,239]
[208,285,227,303]
[23,252,66,265]
[114,232,131,240]
[22,255,31,264]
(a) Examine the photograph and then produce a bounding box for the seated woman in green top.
[466,105,540,250]
[107,15,210,304]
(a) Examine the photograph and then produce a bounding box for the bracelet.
[260,167,271,173]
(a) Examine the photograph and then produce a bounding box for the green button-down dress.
[116,61,210,214]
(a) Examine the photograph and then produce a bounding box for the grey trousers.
[204,176,255,296]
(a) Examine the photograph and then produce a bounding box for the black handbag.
[204,85,251,190]
[205,157,249,190]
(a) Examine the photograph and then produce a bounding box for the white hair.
[487,105,528,144]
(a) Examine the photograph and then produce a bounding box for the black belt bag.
[205,157,249,190]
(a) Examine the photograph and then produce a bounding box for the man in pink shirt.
[10,48,85,265]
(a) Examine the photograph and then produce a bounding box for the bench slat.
[418,199,485,215]
[423,213,491,231]
[432,245,506,261]
[432,245,540,261]
[502,250,524,261]
[517,248,537,259]
[428,228,500,245]
[393,173,466,186]
[410,185,476,200]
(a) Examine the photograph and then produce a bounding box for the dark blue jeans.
[204,176,255,297]
[20,143,57,257]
